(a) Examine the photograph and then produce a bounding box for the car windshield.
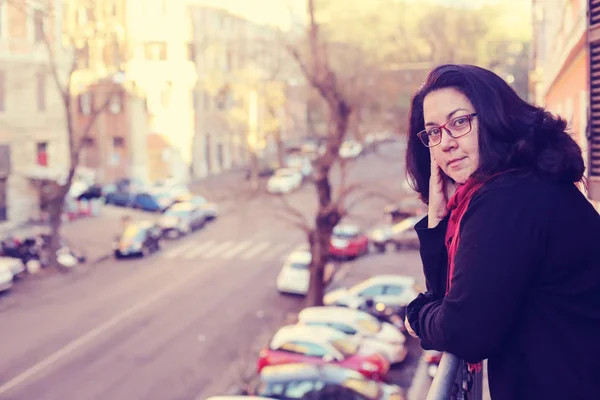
[289,262,309,270]
[342,379,380,399]
[330,338,358,358]
[121,226,143,241]
[333,231,357,240]
[357,314,382,334]
[164,208,190,217]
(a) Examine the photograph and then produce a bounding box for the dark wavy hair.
[405,64,585,203]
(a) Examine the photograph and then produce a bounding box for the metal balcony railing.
[426,353,483,400]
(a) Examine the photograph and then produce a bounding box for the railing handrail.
[426,352,484,400]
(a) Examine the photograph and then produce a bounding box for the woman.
[403,64,600,399]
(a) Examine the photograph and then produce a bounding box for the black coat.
[413,172,600,400]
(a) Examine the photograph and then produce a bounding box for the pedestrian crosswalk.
[161,239,302,262]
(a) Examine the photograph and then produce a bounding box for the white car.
[276,249,336,295]
[0,264,14,293]
[286,155,313,178]
[369,215,422,252]
[297,306,407,364]
[267,169,303,194]
[0,256,25,278]
[339,140,363,159]
[324,275,420,311]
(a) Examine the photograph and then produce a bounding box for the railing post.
[426,353,484,400]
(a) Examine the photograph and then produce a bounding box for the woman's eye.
[428,128,441,136]
[453,117,467,127]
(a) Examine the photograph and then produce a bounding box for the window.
[0,70,5,112]
[298,341,328,357]
[0,178,7,222]
[109,93,122,114]
[144,42,167,60]
[113,137,125,148]
[36,142,48,166]
[357,284,385,297]
[34,9,44,43]
[186,43,196,62]
[284,380,316,399]
[79,92,92,115]
[82,137,95,147]
[384,285,405,295]
[36,72,46,111]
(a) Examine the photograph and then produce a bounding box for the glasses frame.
[417,113,478,148]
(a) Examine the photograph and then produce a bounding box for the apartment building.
[0,0,70,227]
[188,5,297,178]
[531,0,599,208]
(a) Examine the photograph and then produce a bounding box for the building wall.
[532,0,598,209]
[0,0,70,227]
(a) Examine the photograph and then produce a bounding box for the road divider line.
[182,240,216,260]
[222,240,253,259]
[200,241,234,259]
[240,241,271,260]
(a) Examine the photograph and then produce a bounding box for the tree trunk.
[47,192,66,270]
[249,149,260,191]
[274,128,285,169]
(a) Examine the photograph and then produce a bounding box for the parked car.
[339,141,363,159]
[158,202,207,238]
[329,224,369,260]
[368,216,421,252]
[0,264,13,293]
[249,363,404,400]
[323,275,420,319]
[0,256,25,278]
[207,397,275,400]
[175,194,218,220]
[114,221,163,258]
[285,154,313,179]
[105,188,135,207]
[297,307,407,364]
[258,325,390,381]
[423,350,443,379]
[267,169,303,194]
[132,192,174,212]
[276,248,337,295]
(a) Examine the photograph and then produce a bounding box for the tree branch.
[273,193,312,233]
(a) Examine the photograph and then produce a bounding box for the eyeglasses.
[417,113,477,148]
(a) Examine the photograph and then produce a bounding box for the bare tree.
[10,0,128,268]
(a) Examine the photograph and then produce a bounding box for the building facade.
[531,0,599,208]
[0,0,70,227]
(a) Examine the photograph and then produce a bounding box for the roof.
[298,306,371,324]
[333,224,360,235]
[270,325,344,349]
[286,250,311,264]
[260,363,363,384]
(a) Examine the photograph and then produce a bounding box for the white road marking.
[0,264,209,396]
[163,241,197,259]
[221,240,253,260]
[182,240,216,260]
[260,242,292,261]
[240,241,271,260]
[200,241,235,259]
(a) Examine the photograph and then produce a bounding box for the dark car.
[158,202,207,238]
[114,222,162,258]
[248,363,403,400]
[132,192,174,212]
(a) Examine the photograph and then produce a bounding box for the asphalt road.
[0,142,427,400]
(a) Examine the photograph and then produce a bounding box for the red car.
[329,224,369,259]
[257,325,389,381]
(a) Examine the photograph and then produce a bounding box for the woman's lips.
[447,157,466,167]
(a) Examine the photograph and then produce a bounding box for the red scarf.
[444,177,486,373]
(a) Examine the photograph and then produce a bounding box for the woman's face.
[423,88,480,184]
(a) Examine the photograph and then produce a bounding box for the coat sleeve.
[415,185,550,363]
[415,215,449,300]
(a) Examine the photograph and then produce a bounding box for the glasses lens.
[449,115,472,138]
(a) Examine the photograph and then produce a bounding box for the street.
[0,146,428,400]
